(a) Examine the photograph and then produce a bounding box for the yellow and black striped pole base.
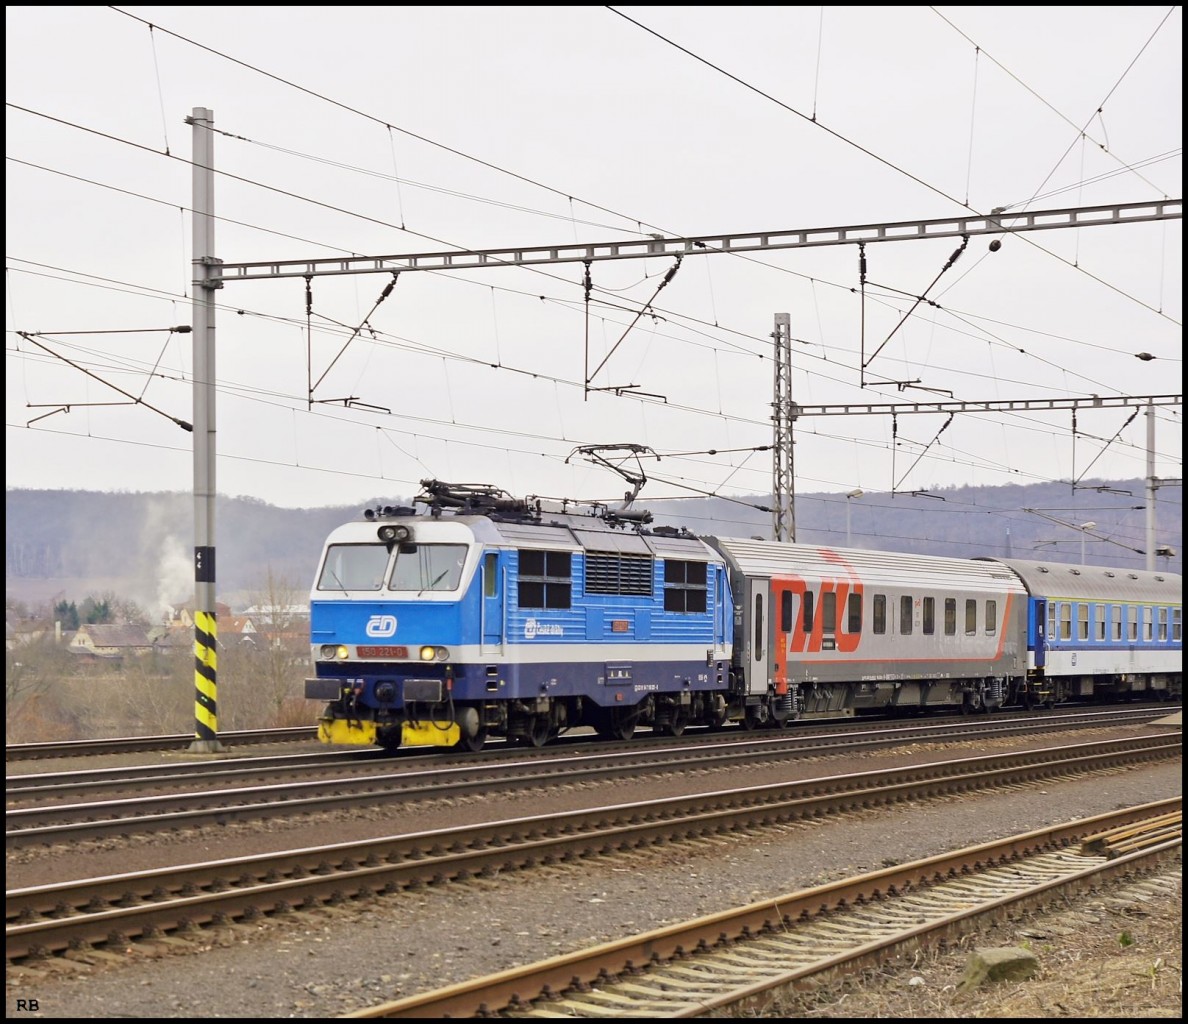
[188,609,225,753]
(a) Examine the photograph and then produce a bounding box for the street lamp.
[1077,521,1097,564]
[846,489,864,546]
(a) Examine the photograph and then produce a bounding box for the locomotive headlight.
[319,644,337,660]
[419,645,450,662]
[378,524,412,545]
[335,645,349,660]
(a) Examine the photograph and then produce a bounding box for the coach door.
[748,579,770,696]
[1033,598,1047,670]
[481,552,505,655]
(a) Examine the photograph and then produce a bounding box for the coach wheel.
[743,706,765,730]
[454,728,487,753]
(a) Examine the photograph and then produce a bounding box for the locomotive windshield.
[318,544,388,591]
[389,543,468,592]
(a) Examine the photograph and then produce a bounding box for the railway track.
[6,735,1180,966]
[5,710,1176,846]
[3,727,316,762]
[343,802,1181,1018]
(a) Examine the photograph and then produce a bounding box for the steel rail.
[6,736,1180,962]
[342,801,1182,1018]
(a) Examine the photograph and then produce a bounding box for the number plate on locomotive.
[356,645,409,658]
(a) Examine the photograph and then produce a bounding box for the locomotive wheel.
[658,710,688,738]
[521,717,552,748]
[454,728,487,753]
[609,710,636,741]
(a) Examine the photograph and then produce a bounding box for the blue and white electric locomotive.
[305,482,734,751]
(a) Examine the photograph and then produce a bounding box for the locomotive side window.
[945,597,957,636]
[589,552,654,597]
[922,596,935,635]
[518,550,572,609]
[663,560,707,612]
[965,599,977,635]
[873,594,886,634]
[484,552,498,598]
[847,593,862,633]
[389,543,468,592]
[318,544,388,591]
[822,592,837,634]
[985,599,997,635]
[899,595,913,635]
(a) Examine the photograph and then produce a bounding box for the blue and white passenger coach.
[305,485,734,751]
[984,558,1181,704]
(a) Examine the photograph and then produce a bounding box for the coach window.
[802,591,815,634]
[1047,603,1057,642]
[1158,607,1168,641]
[1129,607,1138,641]
[1060,603,1072,640]
[985,599,997,635]
[899,595,913,635]
[1173,608,1182,642]
[822,591,837,634]
[847,593,862,634]
[1096,604,1106,641]
[945,597,957,636]
[1112,606,1123,641]
[873,594,886,634]
[518,549,572,609]
[922,596,935,635]
[965,598,977,635]
[1077,604,1089,641]
[1144,607,1154,641]
[754,595,764,660]
[780,590,794,633]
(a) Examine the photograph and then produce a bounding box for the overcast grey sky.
[5,6,1182,513]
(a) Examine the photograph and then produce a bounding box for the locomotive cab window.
[518,549,572,609]
[318,543,389,591]
[388,543,468,592]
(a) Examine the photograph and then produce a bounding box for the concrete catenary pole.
[188,107,224,753]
